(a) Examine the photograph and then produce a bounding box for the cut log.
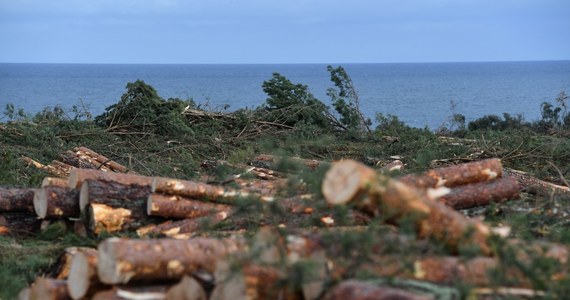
[18,287,31,300]
[60,150,108,171]
[399,158,503,189]
[92,285,171,300]
[68,250,108,300]
[47,247,97,280]
[69,168,153,189]
[87,203,160,235]
[166,275,208,300]
[29,278,70,300]
[73,146,130,173]
[429,177,521,209]
[137,211,231,238]
[33,187,80,219]
[0,188,36,212]
[251,154,325,170]
[41,177,70,188]
[379,160,405,172]
[322,280,432,300]
[0,212,43,236]
[46,161,74,178]
[504,167,570,195]
[147,193,232,219]
[322,160,492,255]
[97,237,242,284]
[79,179,151,213]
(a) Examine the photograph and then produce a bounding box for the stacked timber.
[0,187,41,236]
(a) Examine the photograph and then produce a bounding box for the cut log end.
[33,188,47,219]
[97,238,121,285]
[68,251,97,300]
[79,181,89,213]
[322,160,377,205]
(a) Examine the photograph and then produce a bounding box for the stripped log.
[42,177,69,188]
[0,212,42,236]
[429,177,521,209]
[97,237,242,284]
[137,211,231,238]
[69,168,153,189]
[92,285,171,300]
[33,187,80,219]
[322,160,492,254]
[147,194,232,219]
[152,177,273,202]
[47,247,97,280]
[400,158,503,189]
[68,250,107,300]
[0,188,36,212]
[166,275,208,300]
[79,179,150,213]
[29,278,70,300]
[322,280,431,300]
[87,203,160,235]
[73,146,130,173]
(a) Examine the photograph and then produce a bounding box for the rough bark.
[0,187,36,213]
[60,150,109,171]
[97,237,242,284]
[91,285,171,300]
[147,193,232,219]
[0,212,43,236]
[322,160,492,255]
[47,247,97,280]
[166,275,208,300]
[87,203,160,235]
[73,146,130,173]
[33,187,80,219]
[79,179,150,213]
[429,177,521,209]
[379,160,405,172]
[28,278,70,300]
[137,211,231,238]
[68,250,108,300]
[69,168,153,189]
[41,177,69,188]
[504,167,570,195]
[47,160,74,178]
[322,280,432,300]
[399,158,503,189]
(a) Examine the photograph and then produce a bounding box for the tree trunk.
[399,158,503,189]
[28,278,70,300]
[68,250,108,300]
[147,193,232,219]
[47,247,97,280]
[47,160,74,178]
[0,212,42,236]
[322,280,432,300]
[166,275,208,300]
[41,177,69,188]
[69,168,153,189]
[251,154,326,170]
[79,179,151,214]
[0,188,36,213]
[91,285,171,300]
[322,160,492,255]
[430,177,521,209]
[137,211,231,238]
[96,237,242,284]
[504,167,570,195]
[87,203,161,235]
[33,187,80,219]
[73,146,131,173]
[60,150,109,171]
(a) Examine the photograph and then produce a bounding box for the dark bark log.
[68,250,108,300]
[69,168,153,189]
[97,237,242,284]
[29,278,70,300]
[79,179,150,214]
[73,146,131,173]
[399,158,503,189]
[0,212,42,236]
[41,177,69,188]
[0,187,36,213]
[147,193,231,219]
[504,167,570,195]
[87,203,161,235]
[430,177,521,209]
[137,211,231,238]
[33,187,80,219]
[322,280,431,300]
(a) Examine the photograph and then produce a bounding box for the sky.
[0,0,569,64]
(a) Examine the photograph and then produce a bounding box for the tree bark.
[399,158,503,189]
[28,278,70,300]
[0,212,42,236]
[79,179,150,214]
[41,177,69,188]
[166,275,208,300]
[429,177,521,209]
[73,146,131,173]
[97,237,242,284]
[69,168,153,189]
[147,193,232,219]
[0,187,36,213]
[137,211,231,238]
[504,167,570,195]
[322,280,432,300]
[322,160,492,255]
[68,250,108,300]
[46,247,97,280]
[87,203,160,235]
[60,150,109,171]
[33,187,80,219]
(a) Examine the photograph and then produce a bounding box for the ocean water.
[0,61,569,129]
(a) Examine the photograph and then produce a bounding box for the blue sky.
[0,0,569,63]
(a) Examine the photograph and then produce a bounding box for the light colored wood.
[69,168,153,189]
[68,250,105,299]
[0,187,36,213]
[166,275,207,300]
[147,193,231,219]
[29,278,70,300]
[41,177,69,188]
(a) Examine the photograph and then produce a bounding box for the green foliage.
[327,65,371,132]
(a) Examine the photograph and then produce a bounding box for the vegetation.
[1,66,569,299]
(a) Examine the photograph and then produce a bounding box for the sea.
[1,61,569,129]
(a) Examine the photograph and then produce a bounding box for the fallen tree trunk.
[0,212,42,236]
[79,179,150,213]
[33,187,80,219]
[69,168,153,189]
[429,177,521,209]
[68,250,108,300]
[399,158,503,189]
[28,278,70,300]
[147,193,232,219]
[322,160,492,255]
[166,275,208,300]
[137,211,231,238]
[504,168,570,195]
[87,203,160,235]
[97,237,242,284]
[60,150,110,171]
[41,177,69,188]
[91,285,171,300]
[0,187,36,213]
[322,280,432,300]
[73,146,130,173]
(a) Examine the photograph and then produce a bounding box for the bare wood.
[46,161,74,178]
[69,168,153,189]
[33,187,80,219]
[42,177,69,188]
[73,146,130,173]
[147,193,231,219]
[68,250,107,300]
[322,280,431,300]
[166,275,207,300]
[379,160,405,172]
[137,211,231,237]
[429,177,521,209]
[97,237,242,284]
[92,285,171,300]
[0,187,36,212]
[48,247,97,280]
[87,203,160,235]
[0,212,43,236]
[79,179,150,213]
[322,160,492,254]
[29,278,70,300]
[17,287,31,300]
[60,150,110,171]
[400,158,503,188]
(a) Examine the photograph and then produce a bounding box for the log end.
[68,252,92,299]
[322,160,376,206]
[68,168,80,189]
[33,188,47,219]
[41,177,69,188]
[97,238,123,285]
[79,181,89,214]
